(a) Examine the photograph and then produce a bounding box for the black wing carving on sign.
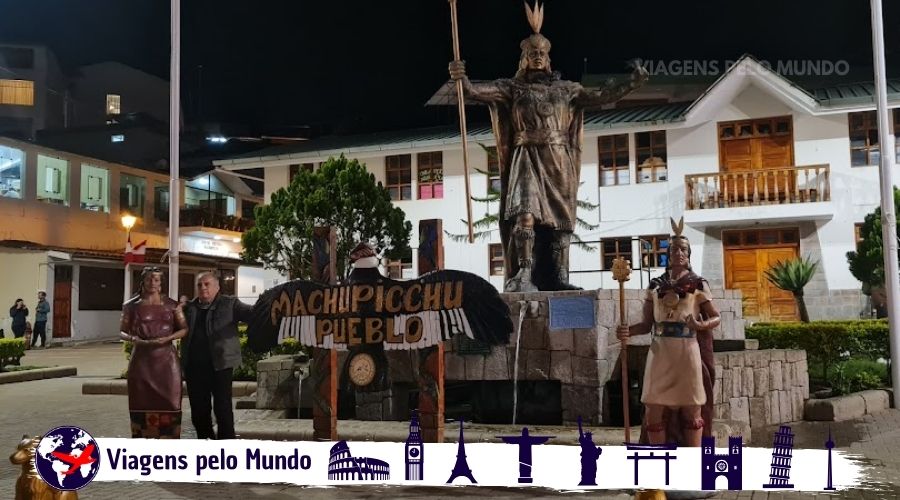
[246,270,512,353]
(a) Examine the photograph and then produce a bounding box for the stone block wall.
[256,355,313,410]
[712,349,809,428]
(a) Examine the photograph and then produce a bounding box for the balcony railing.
[685,164,831,210]
[179,207,255,232]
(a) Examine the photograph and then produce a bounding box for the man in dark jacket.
[182,272,253,439]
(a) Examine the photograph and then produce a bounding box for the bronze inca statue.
[450,1,647,292]
[10,435,78,500]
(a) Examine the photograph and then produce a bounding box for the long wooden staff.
[612,257,632,443]
[448,0,475,243]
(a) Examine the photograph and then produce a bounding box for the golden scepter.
[612,256,632,443]
[448,0,475,243]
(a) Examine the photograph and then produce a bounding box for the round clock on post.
[348,352,377,387]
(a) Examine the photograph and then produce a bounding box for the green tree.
[764,255,819,322]
[846,187,900,295]
[242,156,412,279]
[447,144,599,251]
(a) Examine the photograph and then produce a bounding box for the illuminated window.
[120,173,146,217]
[0,79,34,106]
[36,155,69,205]
[0,144,25,199]
[80,164,110,212]
[111,134,125,143]
[385,154,412,201]
[417,151,443,199]
[489,243,504,276]
[635,131,667,183]
[106,94,121,115]
[598,134,629,186]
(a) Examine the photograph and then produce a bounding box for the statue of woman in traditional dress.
[449,1,647,292]
[617,219,720,447]
[120,267,188,438]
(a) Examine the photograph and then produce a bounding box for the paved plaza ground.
[2,344,900,499]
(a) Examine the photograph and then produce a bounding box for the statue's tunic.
[492,75,581,231]
[640,273,710,407]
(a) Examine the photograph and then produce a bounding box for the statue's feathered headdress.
[670,216,685,239]
[517,1,552,77]
[524,1,544,34]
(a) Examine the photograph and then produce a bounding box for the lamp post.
[122,214,137,305]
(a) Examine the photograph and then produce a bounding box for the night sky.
[2,0,898,134]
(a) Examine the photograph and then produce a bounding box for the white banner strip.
[90,438,865,491]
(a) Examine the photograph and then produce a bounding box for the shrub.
[0,338,26,371]
[832,358,887,395]
[746,320,889,381]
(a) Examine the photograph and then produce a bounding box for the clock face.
[349,353,376,387]
[715,460,728,472]
[408,447,420,458]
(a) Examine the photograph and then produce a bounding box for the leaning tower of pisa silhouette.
[763,425,795,489]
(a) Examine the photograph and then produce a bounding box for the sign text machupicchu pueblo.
[268,281,470,349]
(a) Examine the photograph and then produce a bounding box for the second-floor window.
[120,173,146,217]
[0,144,25,199]
[80,164,110,212]
[601,237,631,270]
[636,131,667,183]
[106,94,121,115]
[0,79,34,106]
[598,134,629,186]
[417,151,443,199]
[385,154,412,201]
[288,163,315,184]
[486,146,501,193]
[36,155,69,206]
[154,182,169,222]
[489,243,504,276]
[640,235,669,268]
[849,111,879,166]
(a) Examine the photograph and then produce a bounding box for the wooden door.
[719,117,794,203]
[52,265,73,338]
[723,228,800,321]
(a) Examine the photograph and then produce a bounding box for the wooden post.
[418,219,445,442]
[311,227,338,441]
[612,257,632,443]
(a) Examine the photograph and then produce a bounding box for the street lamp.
[122,214,138,304]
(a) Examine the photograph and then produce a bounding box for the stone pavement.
[2,344,900,499]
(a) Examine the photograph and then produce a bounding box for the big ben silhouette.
[405,410,424,480]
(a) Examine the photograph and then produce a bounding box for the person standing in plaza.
[9,298,28,339]
[32,291,50,348]
[182,271,253,440]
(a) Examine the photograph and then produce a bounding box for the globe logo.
[34,426,101,491]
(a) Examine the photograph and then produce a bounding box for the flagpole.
[869,0,900,396]
[168,0,181,299]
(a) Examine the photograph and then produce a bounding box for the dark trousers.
[186,367,234,439]
[32,321,46,347]
[11,325,25,338]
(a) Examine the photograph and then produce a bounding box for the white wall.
[0,250,49,334]
[70,264,122,342]
[237,266,286,305]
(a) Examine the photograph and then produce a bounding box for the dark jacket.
[9,306,28,328]
[182,294,253,372]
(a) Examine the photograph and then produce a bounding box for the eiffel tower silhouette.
[446,418,477,484]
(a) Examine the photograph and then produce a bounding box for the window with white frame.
[80,164,110,212]
[0,144,25,199]
[36,155,69,205]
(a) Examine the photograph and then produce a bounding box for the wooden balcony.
[685,164,831,210]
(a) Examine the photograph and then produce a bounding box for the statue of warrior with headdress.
[617,218,721,447]
[449,1,648,292]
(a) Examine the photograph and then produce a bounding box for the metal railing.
[179,207,255,232]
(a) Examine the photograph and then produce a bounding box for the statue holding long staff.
[449,1,648,292]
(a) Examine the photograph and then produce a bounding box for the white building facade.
[217,57,900,322]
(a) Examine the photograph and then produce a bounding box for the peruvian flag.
[124,236,147,264]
